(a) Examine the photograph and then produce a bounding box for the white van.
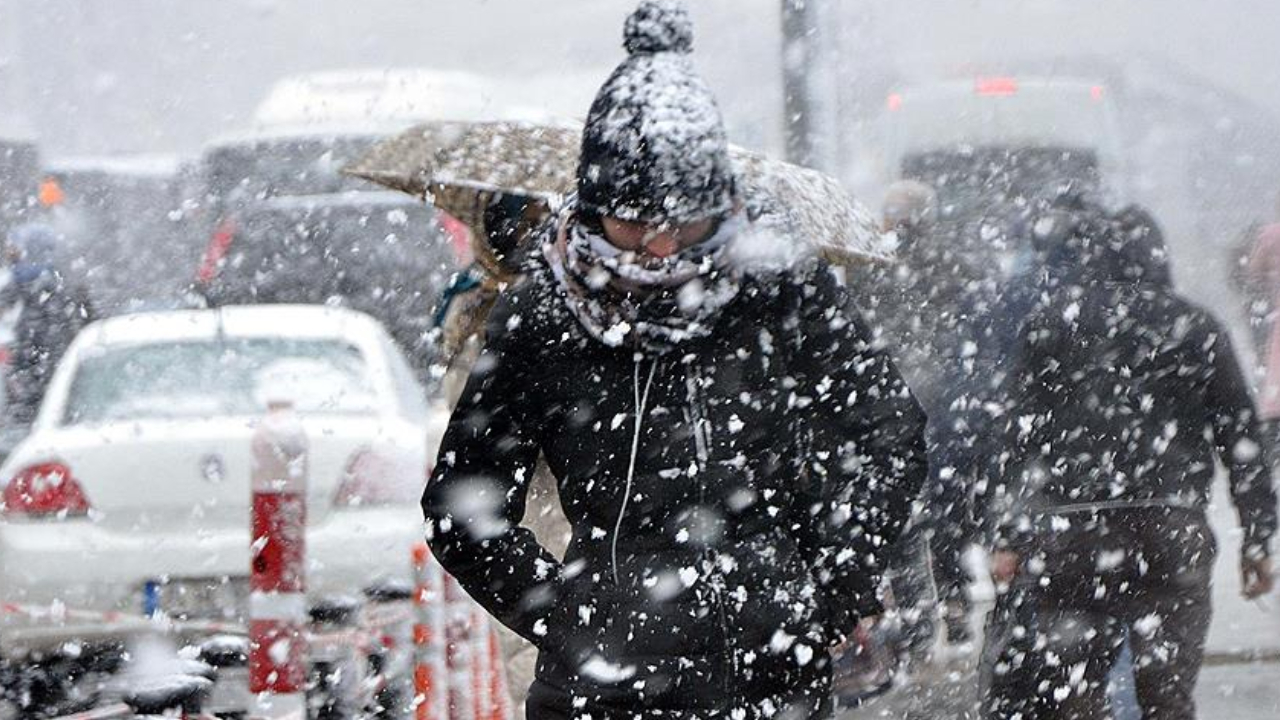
[250,67,573,132]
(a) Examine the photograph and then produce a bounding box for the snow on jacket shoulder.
[421,256,928,714]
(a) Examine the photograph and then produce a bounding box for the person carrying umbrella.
[421,2,928,718]
[431,190,577,717]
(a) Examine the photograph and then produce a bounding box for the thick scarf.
[544,210,744,352]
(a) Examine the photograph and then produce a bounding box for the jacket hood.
[1035,195,1171,288]
[1112,204,1172,287]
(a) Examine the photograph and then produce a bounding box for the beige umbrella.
[344,120,891,267]
[341,120,470,197]
[345,121,574,230]
[730,149,890,267]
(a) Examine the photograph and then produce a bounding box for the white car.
[0,305,447,619]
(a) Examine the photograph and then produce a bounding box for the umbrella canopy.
[731,149,889,267]
[341,121,471,197]
[344,120,891,267]
[345,121,576,278]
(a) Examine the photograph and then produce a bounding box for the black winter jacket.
[993,276,1278,559]
[422,260,928,718]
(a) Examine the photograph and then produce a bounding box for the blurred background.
[2,4,1279,717]
[4,0,1280,317]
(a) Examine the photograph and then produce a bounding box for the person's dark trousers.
[980,508,1215,720]
[980,581,1211,720]
[923,423,980,644]
[929,521,974,642]
[886,521,937,665]
[1126,582,1212,720]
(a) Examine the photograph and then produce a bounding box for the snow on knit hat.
[576,0,736,225]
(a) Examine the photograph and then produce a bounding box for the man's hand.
[1242,555,1274,600]
[990,550,1020,590]
[831,616,881,658]
[830,635,854,658]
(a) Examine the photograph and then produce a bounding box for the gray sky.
[0,0,782,156]
[3,0,1279,160]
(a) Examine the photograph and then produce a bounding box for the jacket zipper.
[685,363,737,697]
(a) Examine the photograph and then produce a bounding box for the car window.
[202,136,379,203]
[224,202,444,299]
[899,146,1103,276]
[882,83,1122,179]
[62,338,378,424]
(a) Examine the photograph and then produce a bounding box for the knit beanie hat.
[576,0,736,226]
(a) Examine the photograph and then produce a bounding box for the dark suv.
[189,129,461,378]
[197,191,458,376]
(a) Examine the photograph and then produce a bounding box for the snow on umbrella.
[344,119,891,266]
[339,120,472,198]
[343,120,577,245]
[731,149,891,267]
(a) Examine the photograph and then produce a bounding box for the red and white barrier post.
[412,542,447,720]
[486,625,511,720]
[249,400,310,717]
[444,576,475,720]
[470,605,491,720]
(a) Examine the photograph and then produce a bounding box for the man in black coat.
[979,203,1277,720]
[421,2,928,718]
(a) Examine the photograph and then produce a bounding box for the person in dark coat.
[2,223,94,425]
[421,2,929,718]
[979,202,1277,720]
[850,181,982,672]
[871,181,986,650]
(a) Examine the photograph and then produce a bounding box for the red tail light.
[196,219,238,284]
[976,76,1018,96]
[2,462,91,518]
[333,450,419,508]
[886,93,903,112]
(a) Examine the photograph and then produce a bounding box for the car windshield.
[883,82,1120,173]
[900,146,1103,276]
[62,338,378,424]
[220,200,445,304]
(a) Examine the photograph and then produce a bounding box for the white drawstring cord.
[612,357,658,585]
